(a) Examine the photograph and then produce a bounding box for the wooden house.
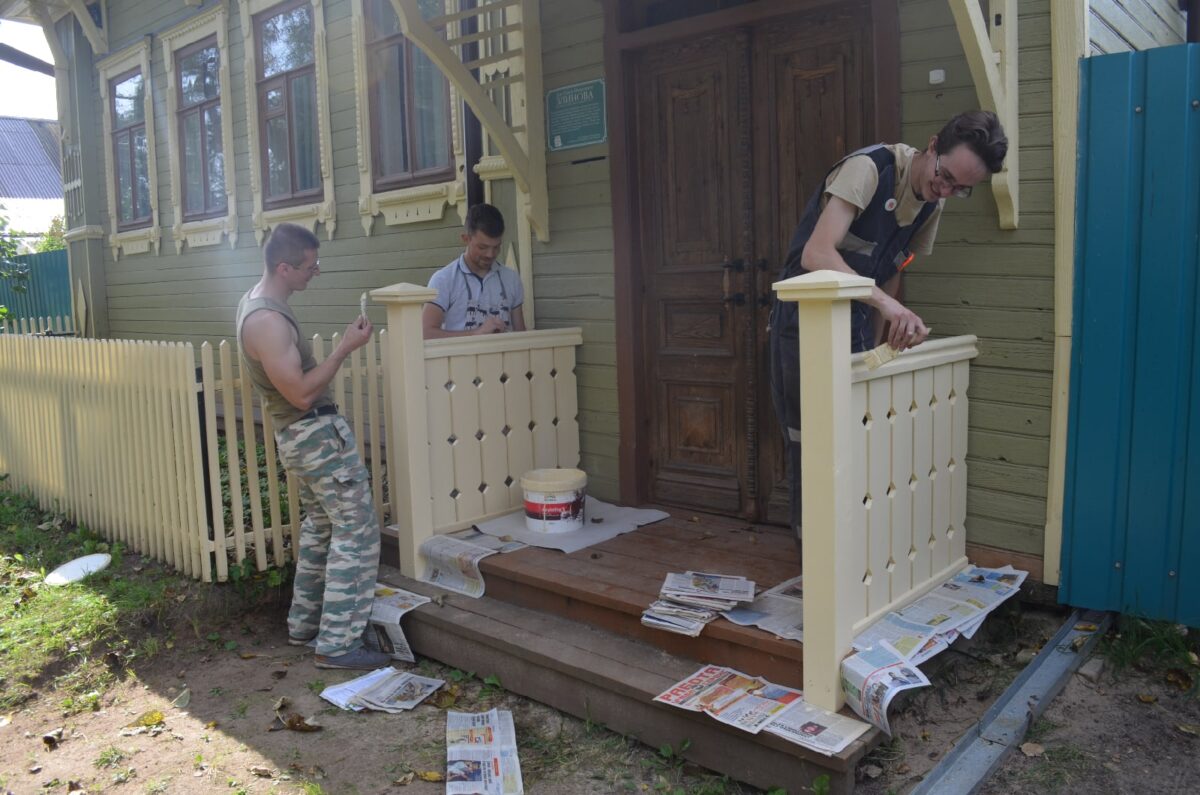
[0,0,1193,790]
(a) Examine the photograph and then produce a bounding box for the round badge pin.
[884,198,898,212]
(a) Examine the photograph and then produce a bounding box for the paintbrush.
[359,292,367,322]
[863,329,932,370]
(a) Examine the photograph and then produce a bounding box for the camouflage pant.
[275,415,380,657]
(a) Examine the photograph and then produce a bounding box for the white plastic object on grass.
[44,553,112,586]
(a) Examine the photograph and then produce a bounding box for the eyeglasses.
[286,258,320,275]
[934,154,973,199]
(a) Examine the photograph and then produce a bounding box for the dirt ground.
[2,568,1197,794]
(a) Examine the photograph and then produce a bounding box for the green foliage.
[0,491,177,711]
[217,435,291,532]
[0,207,30,321]
[35,215,66,253]
[1102,615,1199,678]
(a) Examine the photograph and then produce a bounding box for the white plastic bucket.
[521,468,587,534]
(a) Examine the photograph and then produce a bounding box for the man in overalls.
[769,110,1009,551]
[423,203,527,339]
[237,223,390,671]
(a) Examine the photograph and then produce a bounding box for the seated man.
[423,203,527,338]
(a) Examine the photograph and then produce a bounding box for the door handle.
[722,258,745,306]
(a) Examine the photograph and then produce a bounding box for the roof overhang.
[0,0,107,56]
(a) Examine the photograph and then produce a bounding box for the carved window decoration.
[239,0,336,242]
[160,7,238,253]
[97,39,160,258]
[352,0,466,233]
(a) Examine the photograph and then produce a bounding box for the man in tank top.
[236,223,390,671]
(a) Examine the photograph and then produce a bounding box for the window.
[98,39,160,257]
[160,7,238,252]
[365,0,453,191]
[110,69,151,229]
[255,0,321,209]
[351,0,465,232]
[176,37,226,220]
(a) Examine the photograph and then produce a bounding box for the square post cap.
[371,283,438,306]
[773,270,875,303]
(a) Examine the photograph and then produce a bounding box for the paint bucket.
[520,468,587,534]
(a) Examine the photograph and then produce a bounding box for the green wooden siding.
[898,0,1054,556]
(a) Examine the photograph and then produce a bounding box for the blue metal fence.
[1061,44,1200,627]
[0,249,71,320]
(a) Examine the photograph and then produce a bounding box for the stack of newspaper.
[319,668,444,713]
[641,572,756,636]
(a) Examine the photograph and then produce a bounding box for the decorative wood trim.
[238,0,337,244]
[1043,0,1087,588]
[850,336,979,383]
[97,38,161,259]
[63,225,105,243]
[67,0,108,54]
[351,0,467,235]
[947,0,1019,229]
[390,0,549,243]
[159,6,239,253]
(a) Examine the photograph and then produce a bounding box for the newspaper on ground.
[765,699,871,756]
[840,641,930,734]
[417,535,498,598]
[352,670,444,713]
[851,611,936,658]
[722,575,805,642]
[895,592,982,634]
[654,665,803,734]
[319,667,396,711]
[364,583,431,663]
[446,708,524,795]
[450,527,528,554]
[475,496,669,554]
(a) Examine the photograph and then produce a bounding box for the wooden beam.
[947,0,1019,229]
[1042,0,1087,588]
[66,0,107,55]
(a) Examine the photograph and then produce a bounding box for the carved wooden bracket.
[948,0,1019,229]
[390,0,549,242]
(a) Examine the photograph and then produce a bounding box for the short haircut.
[935,111,1008,174]
[264,223,319,270]
[465,203,505,238]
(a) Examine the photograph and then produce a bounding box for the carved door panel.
[631,8,870,521]
[751,9,873,524]
[634,31,755,516]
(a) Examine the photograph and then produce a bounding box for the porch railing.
[774,271,976,712]
[372,283,582,577]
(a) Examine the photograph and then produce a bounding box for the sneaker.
[288,633,317,647]
[313,647,394,670]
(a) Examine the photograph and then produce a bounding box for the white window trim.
[238,0,337,243]
[97,38,161,259]
[159,6,238,254]
[350,0,466,235]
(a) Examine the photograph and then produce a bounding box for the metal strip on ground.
[911,608,1112,794]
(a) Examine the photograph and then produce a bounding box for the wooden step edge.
[377,566,878,786]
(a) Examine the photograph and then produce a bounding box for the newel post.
[773,270,874,712]
[371,283,437,578]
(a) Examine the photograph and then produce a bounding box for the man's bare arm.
[510,305,527,332]
[243,310,371,411]
[801,196,928,351]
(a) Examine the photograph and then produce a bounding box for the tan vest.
[235,292,333,429]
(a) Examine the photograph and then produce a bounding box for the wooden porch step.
[475,510,807,688]
[378,564,877,794]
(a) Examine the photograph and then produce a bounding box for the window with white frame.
[352,0,465,232]
[110,68,152,230]
[256,0,321,208]
[160,7,238,252]
[239,0,335,240]
[98,39,160,257]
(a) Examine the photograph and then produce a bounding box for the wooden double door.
[631,5,875,521]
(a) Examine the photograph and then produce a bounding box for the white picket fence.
[1,314,75,335]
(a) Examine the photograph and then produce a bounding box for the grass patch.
[1101,615,1199,678]
[1011,744,1094,791]
[0,490,182,711]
